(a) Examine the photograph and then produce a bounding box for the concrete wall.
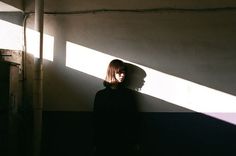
[1,1,235,155]
[37,11,236,148]
[0,12,23,51]
[23,0,236,113]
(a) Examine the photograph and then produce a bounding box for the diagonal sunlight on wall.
[66,41,117,79]
[66,41,236,125]
[26,28,54,61]
[0,19,54,61]
[0,1,22,12]
[0,19,22,50]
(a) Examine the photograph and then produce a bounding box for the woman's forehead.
[116,67,126,72]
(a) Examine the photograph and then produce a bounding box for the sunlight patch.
[0,19,54,61]
[65,41,236,125]
[26,28,54,61]
[0,19,22,50]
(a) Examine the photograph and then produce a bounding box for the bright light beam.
[66,41,117,79]
[0,19,54,61]
[26,28,54,61]
[0,19,22,50]
[0,1,22,12]
[66,41,236,125]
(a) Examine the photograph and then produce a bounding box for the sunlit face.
[115,71,126,83]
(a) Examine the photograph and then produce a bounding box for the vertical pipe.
[33,0,44,156]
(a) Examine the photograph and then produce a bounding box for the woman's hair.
[103,59,126,87]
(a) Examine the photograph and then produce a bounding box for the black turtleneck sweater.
[93,86,138,151]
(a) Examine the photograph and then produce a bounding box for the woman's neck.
[109,83,124,89]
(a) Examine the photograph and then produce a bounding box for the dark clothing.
[93,86,138,156]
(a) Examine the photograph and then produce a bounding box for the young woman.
[93,59,139,156]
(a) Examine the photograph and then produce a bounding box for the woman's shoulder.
[96,87,110,95]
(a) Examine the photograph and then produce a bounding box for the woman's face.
[115,71,126,83]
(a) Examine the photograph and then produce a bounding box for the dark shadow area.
[92,61,141,156]
[43,62,101,110]
[140,112,236,156]
[124,63,192,112]
[41,111,236,156]
[41,112,93,156]
[0,62,11,156]
[124,63,146,91]
[0,12,24,25]
[0,62,10,111]
[0,60,33,156]
[0,112,8,156]
[41,64,236,156]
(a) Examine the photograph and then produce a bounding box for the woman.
[93,59,138,156]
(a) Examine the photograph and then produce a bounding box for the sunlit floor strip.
[66,41,236,125]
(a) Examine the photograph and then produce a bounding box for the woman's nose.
[120,73,125,77]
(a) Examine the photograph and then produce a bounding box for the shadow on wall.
[124,63,146,91]
[124,63,192,112]
[1,11,236,156]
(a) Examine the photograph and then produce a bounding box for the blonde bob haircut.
[103,59,126,87]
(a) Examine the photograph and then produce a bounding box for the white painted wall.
[24,1,236,114]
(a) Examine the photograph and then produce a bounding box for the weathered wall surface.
[23,0,236,112]
[1,1,236,155]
